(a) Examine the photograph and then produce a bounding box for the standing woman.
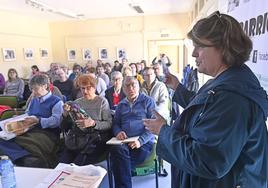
[4,68,25,101]
[144,11,268,188]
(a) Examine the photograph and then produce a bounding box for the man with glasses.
[141,67,170,124]
[110,76,156,188]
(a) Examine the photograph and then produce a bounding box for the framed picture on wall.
[24,48,34,60]
[99,48,108,60]
[116,48,126,60]
[40,48,49,58]
[67,49,76,61]
[2,48,16,61]
[82,48,92,60]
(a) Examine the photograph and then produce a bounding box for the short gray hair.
[29,74,49,87]
[111,71,123,80]
[123,76,139,88]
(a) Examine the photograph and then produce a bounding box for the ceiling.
[0,0,194,21]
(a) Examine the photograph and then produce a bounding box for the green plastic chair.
[0,109,25,120]
[0,96,19,108]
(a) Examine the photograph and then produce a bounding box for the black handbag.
[64,127,101,151]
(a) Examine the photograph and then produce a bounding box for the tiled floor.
[97,160,171,188]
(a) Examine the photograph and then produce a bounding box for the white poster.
[226,0,268,92]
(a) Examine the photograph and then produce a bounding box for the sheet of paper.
[106,136,139,145]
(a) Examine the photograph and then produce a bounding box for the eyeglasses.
[112,77,122,82]
[124,82,138,89]
[80,85,92,90]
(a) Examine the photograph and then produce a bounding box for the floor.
[96,160,171,188]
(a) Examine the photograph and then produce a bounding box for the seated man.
[110,76,155,188]
[0,74,63,168]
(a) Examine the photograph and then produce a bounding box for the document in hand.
[0,114,36,140]
[106,136,140,145]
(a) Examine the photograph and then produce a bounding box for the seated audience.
[60,74,112,165]
[53,66,75,101]
[25,73,64,108]
[69,64,82,81]
[141,67,171,124]
[112,60,122,72]
[104,62,112,80]
[0,74,63,168]
[29,65,40,80]
[105,71,125,110]
[3,68,25,101]
[110,76,155,188]
[96,65,110,87]
[47,63,60,83]
[0,73,5,94]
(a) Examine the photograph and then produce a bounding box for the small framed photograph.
[67,49,76,61]
[99,48,108,60]
[24,48,34,60]
[117,48,126,60]
[40,48,49,58]
[2,48,16,61]
[82,48,92,60]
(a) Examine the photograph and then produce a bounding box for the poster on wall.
[67,49,76,61]
[40,48,48,58]
[82,48,92,60]
[2,48,16,61]
[99,48,108,60]
[116,48,126,60]
[24,48,34,60]
[226,0,268,92]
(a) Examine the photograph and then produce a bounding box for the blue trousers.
[110,142,153,188]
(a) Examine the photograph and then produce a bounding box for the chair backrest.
[0,109,25,120]
[132,142,157,176]
[0,96,19,108]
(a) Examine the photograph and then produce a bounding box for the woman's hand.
[143,110,166,135]
[165,73,180,90]
[24,116,39,125]
[75,118,95,128]
[63,103,71,117]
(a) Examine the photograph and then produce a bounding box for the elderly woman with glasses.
[0,74,64,168]
[60,74,112,165]
[144,11,268,188]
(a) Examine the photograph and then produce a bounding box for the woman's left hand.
[143,110,166,135]
[76,118,95,128]
[24,116,39,125]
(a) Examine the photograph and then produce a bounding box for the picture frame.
[99,48,108,60]
[116,48,126,60]
[2,48,16,61]
[24,48,34,60]
[67,49,76,61]
[40,48,49,58]
[82,48,92,60]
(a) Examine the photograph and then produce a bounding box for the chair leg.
[107,153,114,188]
[158,156,168,177]
[154,159,159,188]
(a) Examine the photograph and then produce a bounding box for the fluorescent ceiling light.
[25,0,82,19]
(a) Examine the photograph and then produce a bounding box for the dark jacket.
[157,64,268,188]
[113,93,155,145]
[105,86,125,110]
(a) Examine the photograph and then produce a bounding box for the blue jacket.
[157,64,268,188]
[112,93,155,145]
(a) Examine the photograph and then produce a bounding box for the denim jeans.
[110,142,153,188]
